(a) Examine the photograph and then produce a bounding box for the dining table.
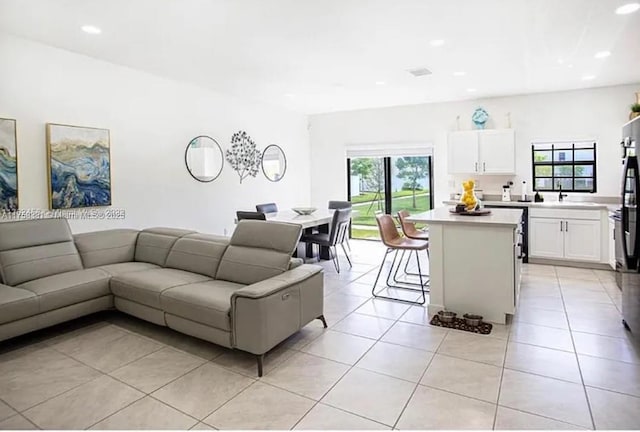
[265,209,334,260]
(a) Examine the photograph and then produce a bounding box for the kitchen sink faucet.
[558,184,568,201]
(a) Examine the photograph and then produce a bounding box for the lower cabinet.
[529,211,602,262]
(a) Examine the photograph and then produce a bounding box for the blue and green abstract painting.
[47,124,111,209]
[0,118,18,212]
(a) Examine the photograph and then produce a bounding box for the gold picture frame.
[46,123,112,209]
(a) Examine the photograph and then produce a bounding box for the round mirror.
[261,144,287,182]
[185,135,224,182]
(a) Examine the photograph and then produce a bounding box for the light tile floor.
[1,240,640,430]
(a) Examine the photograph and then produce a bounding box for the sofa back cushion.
[165,233,229,277]
[216,220,301,285]
[0,218,83,285]
[134,227,196,266]
[74,229,140,268]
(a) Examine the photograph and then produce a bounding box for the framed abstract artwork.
[0,118,18,211]
[46,123,111,209]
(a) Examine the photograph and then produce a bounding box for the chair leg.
[372,248,426,305]
[256,354,264,377]
[317,315,328,328]
[345,236,351,252]
[341,243,353,268]
[331,246,341,273]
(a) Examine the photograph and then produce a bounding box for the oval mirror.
[261,144,287,182]
[184,135,224,182]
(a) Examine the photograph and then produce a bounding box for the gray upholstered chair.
[302,208,352,272]
[255,203,278,213]
[237,211,266,221]
[328,200,352,251]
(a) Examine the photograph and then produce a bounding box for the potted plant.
[631,103,640,120]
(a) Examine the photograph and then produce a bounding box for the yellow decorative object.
[460,179,478,211]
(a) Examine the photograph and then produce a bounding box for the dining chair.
[256,203,278,213]
[372,213,428,305]
[236,211,266,221]
[397,210,430,278]
[301,208,352,273]
[328,200,352,251]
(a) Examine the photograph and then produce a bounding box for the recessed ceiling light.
[284,93,295,98]
[467,88,477,93]
[594,50,611,59]
[582,75,596,81]
[375,81,386,86]
[557,58,565,64]
[567,64,574,68]
[615,3,640,14]
[453,71,466,77]
[81,25,101,34]
[430,39,445,47]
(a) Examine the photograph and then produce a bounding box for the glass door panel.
[390,156,432,230]
[349,157,386,240]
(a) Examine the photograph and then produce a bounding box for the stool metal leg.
[372,248,428,305]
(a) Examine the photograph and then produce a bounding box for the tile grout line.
[492,292,513,430]
[557,267,597,430]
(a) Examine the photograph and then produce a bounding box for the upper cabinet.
[448,129,516,175]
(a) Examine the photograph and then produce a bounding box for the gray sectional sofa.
[0,218,325,376]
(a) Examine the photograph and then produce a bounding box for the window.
[531,142,597,193]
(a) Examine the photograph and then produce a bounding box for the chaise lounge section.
[0,218,325,376]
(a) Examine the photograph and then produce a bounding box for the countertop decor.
[472,107,489,129]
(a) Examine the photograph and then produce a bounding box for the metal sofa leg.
[317,315,328,328]
[256,354,264,377]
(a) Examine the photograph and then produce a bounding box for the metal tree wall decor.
[225,131,262,183]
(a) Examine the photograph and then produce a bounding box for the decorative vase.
[460,180,479,211]
[472,107,489,130]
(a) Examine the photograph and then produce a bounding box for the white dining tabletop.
[265,209,333,229]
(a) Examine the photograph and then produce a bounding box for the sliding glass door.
[348,155,433,240]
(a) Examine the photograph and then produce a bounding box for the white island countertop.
[407,207,523,227]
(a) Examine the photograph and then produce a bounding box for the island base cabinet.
[430,224,518,324]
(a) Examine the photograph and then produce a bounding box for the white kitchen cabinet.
[448,129,516,175]
[564,219,601,262]
[609,217,616,270]
[529,218,565,259]
[479,129,516,174]
[448,131,479,174]
[529,208,604,263]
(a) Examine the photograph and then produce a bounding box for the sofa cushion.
[0,285,39,324]
[110,268,211,308]
[0,219,83,286]
[134,227,196,266]
[161,280,245,330]
[164,233,229,278]
[216,220,302,285]
[74,229,139,268]
[96,262,160,276]
[17,268,111,313]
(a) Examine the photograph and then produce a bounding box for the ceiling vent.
[407,67,432,77]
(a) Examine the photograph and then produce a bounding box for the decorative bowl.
[463,313,483,327]
[437,310,457,323]
[292,207,317,216]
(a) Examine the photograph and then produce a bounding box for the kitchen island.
[407,207,524,324]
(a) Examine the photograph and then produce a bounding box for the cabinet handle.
[565,221,568,232]
[475,162,478,172]
[560,221,563,232]
[483,162,486,172]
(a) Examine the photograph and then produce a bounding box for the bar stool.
[397,210,430,280]
[372,213,429,305]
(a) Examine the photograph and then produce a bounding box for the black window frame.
[531,142,597,193]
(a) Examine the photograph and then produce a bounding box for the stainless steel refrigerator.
[619,115,640,337]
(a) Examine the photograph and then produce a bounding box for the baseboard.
[528,258,611,270]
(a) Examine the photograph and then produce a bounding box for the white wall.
[309,83,640,207]
[0,34,311,234]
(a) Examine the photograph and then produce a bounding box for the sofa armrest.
[231,264,322,300]
[230,264,324,355]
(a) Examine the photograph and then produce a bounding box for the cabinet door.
[609,219,616,269]
[529,218,564,259]
[564,219,601,262]
[478,129,515,174]
[448,131,479,174]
